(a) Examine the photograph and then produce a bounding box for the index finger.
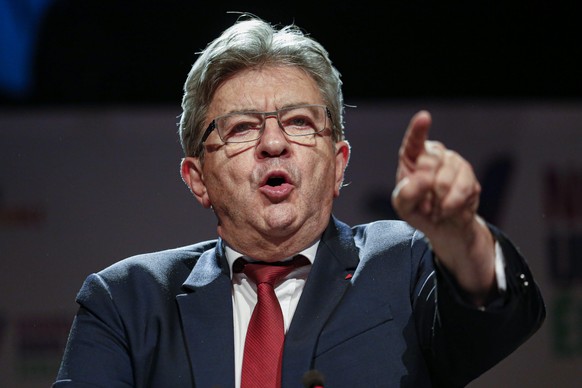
[399,110,432,165]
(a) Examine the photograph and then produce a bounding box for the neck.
[219,224,325,262]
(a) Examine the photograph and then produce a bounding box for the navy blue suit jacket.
[54,217,545,387]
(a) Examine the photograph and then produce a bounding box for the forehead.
[208,66,323,118]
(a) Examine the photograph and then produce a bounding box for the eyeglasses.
[199,104,332,149]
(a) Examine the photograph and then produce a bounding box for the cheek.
[306,157,337,195]
[205,159,250,199]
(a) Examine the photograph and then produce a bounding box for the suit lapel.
[176,241,236,388]
[281,217,359,386]
[174,219,359,387]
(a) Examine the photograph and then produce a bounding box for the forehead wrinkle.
[208,66,323,119]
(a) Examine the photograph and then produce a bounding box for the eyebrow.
[217,102,317,116]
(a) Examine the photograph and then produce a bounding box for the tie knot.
[238,255,310,286]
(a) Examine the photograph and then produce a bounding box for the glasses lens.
[280,105,326,136]
[214,105,328,144]
[216,113,263,143]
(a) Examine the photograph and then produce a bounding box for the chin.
[260,207,301,232]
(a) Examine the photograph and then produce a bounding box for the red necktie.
[240,255,310,388]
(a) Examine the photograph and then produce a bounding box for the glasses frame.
[197,104,332,152]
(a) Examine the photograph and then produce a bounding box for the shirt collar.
[224,240,320,278]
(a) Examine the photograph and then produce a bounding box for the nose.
[255,115,290,158]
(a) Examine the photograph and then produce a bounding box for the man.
[53,15,545,388]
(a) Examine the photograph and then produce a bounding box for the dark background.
[2,0,581,106]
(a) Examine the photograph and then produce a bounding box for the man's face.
[181,66,350,260]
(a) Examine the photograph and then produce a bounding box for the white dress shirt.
[225,241,319,388]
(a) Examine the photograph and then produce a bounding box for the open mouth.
[259,171,294,200]
[266,176,286,187]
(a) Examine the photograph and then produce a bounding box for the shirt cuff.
[494,240,507,292]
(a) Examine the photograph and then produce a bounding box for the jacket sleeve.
[414,224,546,387]
[53,273,134,387]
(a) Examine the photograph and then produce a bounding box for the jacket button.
[518,273,529,288]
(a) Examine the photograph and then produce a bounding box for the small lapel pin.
[345,273,353,280]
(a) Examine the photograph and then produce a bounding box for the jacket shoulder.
[96,239,218,285]
[351,219,425,251]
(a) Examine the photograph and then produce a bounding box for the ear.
[334,140,351,198]
[180,157,212,208]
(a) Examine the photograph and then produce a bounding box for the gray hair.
[178,15,345,158]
